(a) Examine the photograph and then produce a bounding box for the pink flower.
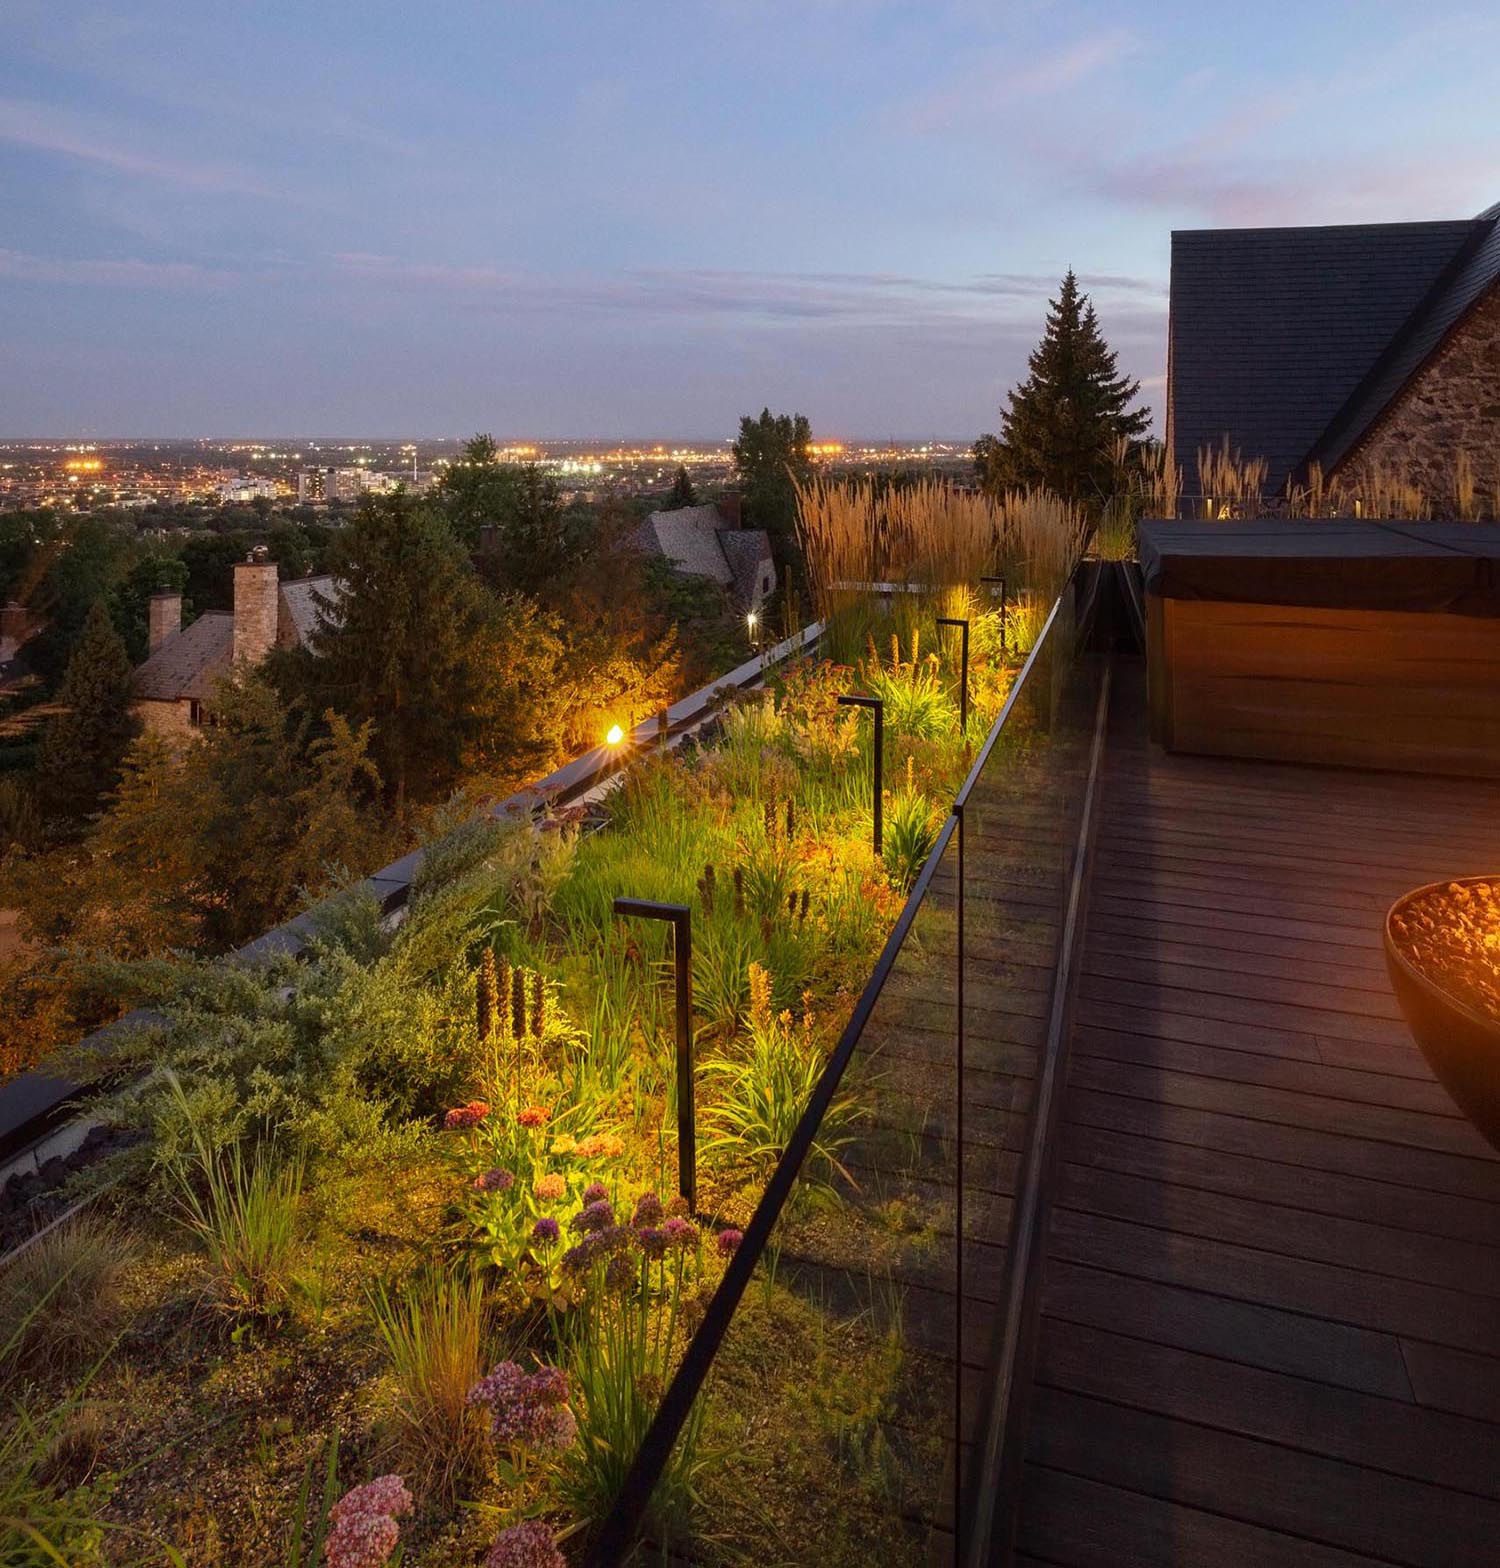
[716,1227,744,1257]
[485,1520,566,1568]
[533,1174,566,1203]
[468,1362,576,1453]
[581,1181,608,1205]
[518,1105,551,1128]
[324,1475,412,1568]
[443,1101,490,1130]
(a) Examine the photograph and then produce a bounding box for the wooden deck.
[1008,661,1500,1566]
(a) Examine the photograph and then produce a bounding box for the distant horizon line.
[0,433,983,447]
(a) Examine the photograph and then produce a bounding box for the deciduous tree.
[732,409,813,578]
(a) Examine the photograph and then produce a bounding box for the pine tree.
[667,465,697,508]
[976,271,1150,504]
[34,599,137,824]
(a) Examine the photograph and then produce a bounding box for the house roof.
[133,611,234,702]
[719,528,774,603]
[134,573,336,703]
[635,507,733,586]
[278,574,337,644]
[1168,206,1500,494]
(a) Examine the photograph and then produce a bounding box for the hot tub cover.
[1138,519,1500,616]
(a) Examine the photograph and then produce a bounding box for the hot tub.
[1139,518,1500,776]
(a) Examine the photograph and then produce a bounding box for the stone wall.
[135,697,197,744]
[1341,283,1500,512]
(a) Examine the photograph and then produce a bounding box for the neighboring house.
[133,553,334,739]
[0,602,44,681]
[632,502,776,611]
[1167,200,1500,502]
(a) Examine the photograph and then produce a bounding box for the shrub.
[0,1213,134,1382]
[367,1268,489,1499]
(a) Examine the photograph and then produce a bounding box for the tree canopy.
[437,434,589,596]
[277,492,562,811]
[732,408,813,578]
[976,270,1150,504]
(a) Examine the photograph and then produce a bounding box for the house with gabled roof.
[133,550,335,740]
[631,502,776,612]
[1166,200,1500,506]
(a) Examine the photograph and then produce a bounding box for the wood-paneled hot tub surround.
[1141,518,1500,777]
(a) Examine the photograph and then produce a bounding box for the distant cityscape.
[0,437,975,512]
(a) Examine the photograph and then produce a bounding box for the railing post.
[612,898,696,1213]
[954,799,965,1562]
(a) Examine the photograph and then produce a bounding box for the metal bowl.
[1385,876,1500,1154]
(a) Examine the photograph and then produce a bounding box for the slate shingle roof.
[132,612,234,701]
[719,529,774,605]
[1168,205,1500,496]
[278,574,337,644]
[133,573,337,703]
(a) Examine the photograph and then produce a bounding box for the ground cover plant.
[0,482,1082,1564]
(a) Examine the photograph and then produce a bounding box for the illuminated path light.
[611,899,696,1212]
[936,615,971,735]
[837,693,885,856]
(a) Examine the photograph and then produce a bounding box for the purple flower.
[605,1251,634,1292]
[531,1216,560,1247]
[632,1192,664,1227]
[570,1198,615,1235]
[473,1167,514,1194]
[560,1224,631,1276]
[716,1227,744,1257]
[485,1520,566,1568]
[636,1226,668,1260]
[663,1216,696,1250]
[581,1181,609,1205]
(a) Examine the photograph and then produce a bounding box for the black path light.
[981,573,1008,651]
[612,898,696,1213]
[836,693,884,856]
[935,615,970,734]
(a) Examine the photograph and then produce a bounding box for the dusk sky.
[5,2,1499,440]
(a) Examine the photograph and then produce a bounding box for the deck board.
[1008,662,1500,1566]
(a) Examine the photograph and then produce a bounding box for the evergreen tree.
[280,493,562,810]
[732,408,813,578]
[667,465,697,508]
[34,599,137,823]
[976,270,1150,503]
[437,433,588,594]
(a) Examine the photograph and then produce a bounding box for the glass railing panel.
[607,823,962,1565]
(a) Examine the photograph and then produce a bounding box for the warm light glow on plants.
[605,723,625,746]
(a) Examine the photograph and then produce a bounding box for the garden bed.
[0,582,1049,1565]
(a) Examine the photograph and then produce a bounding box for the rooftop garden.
[0,477,1086,1566]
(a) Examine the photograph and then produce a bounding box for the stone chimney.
[148,592,181,652]
[716,492,743,528]
[233,549,279,666]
